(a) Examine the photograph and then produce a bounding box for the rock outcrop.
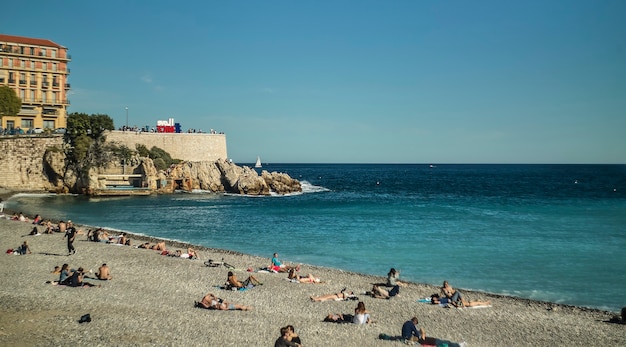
[39,152,301,196]
[162,159,301,195]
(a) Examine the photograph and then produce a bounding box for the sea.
[4,164,626,313]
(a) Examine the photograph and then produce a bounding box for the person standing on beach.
[64,220,77,255]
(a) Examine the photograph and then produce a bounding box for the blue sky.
[3,1,625,164]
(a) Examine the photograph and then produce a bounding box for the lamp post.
[125,106,129,129]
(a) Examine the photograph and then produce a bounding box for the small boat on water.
[255,156,262,168]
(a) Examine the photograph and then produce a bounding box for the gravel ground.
[0,216,624,347]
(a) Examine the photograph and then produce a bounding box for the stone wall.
[104,131,228,162]
[0,136,64,190]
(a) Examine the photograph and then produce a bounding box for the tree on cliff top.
[0,86,21,118]
[65,112,115,171]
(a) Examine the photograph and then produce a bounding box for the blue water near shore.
[5,164,626,312]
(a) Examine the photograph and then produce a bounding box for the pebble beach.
[0,215,624,347]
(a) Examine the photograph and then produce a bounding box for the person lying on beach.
[370,284,399,299]
[353,301,371,324]
[387,268,406,287]
[151,241,166,251]
[288,268,322,283]
[226,271,262,289]
[187,248,198,259]
[324,313,354,323]
[51,266,61,274]
[310,288,358,302]
[274,326,302,347]
[430,293,491,307]
[195,292,252,311]
[96,263,112,280]
[138,242,151,249]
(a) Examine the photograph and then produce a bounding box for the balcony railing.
[42,82,49,88]
[8,79,16,83]
[0,78,5,83]
[64,83,71,89]
[19,80,27,85]
[52,83,59,87]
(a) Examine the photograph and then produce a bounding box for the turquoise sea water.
[5,164,626,312]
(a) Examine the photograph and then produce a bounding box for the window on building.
[21,119,34,129]
[6,121,14,130]
[43,120,55,129]
[20,89,25,99]
[53,63,57,71]
[30,73,36,84]
[20,46,25,54]
[40,48,46,57]
[51,50,57,58]
[52,91,57,103]
[42,61,47,70]
[21,60,25,68]
[31,60,35,69]
[30,47,35,55]
[30,90,35,101]
[8,59,13,68]
[42,91,47,103]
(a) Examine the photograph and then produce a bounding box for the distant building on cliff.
[0,34,71,132]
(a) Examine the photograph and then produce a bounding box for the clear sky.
[3,1,625,164]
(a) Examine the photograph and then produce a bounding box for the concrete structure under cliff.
[105,130,227,162]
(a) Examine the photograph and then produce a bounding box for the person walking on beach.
[64,220,77,255]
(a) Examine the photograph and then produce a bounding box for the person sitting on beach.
[271,253,298,273]
[58,263,73,285]
[370,284,399,299]
[285,325,301,345]
[441,280,466,306]
[353,301,371,324]
[226,271,262,289]
[58,220,67,234]
[18,212,28,222]
[274,326,302,347]
[16,240,32,255]
[288,268,322,283]
[387,268,406,287]
[310,288,357,302]
[430,293,491,307]
[96,263,112,280]
[68,267,98,287]
[187,248,198,259]
[32,214,42,225]
[402,317,434,344]
[29,226,40,235]
[44,220,55,234]
[195,292,252,311]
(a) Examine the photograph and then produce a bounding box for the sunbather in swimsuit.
[311,289,357,302]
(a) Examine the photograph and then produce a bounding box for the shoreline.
[1,211,624,346]
[0,198,618,314]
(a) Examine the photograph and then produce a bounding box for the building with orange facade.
[0,34,71,132]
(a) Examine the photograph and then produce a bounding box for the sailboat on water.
[255,156,262,168]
